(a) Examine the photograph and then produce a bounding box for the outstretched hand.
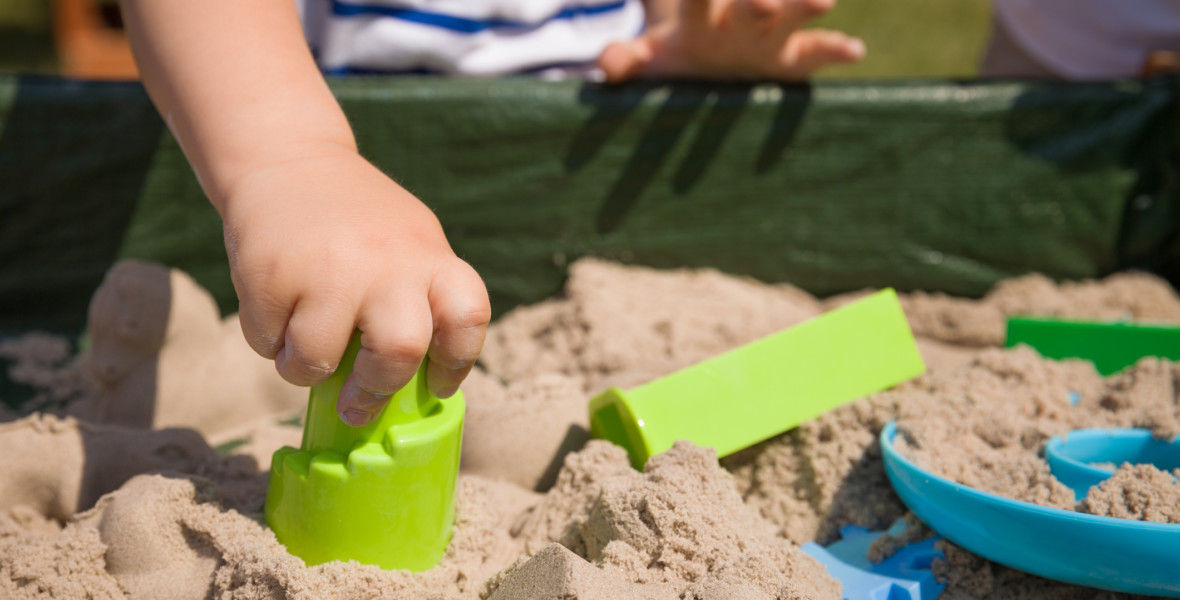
[599,0,864,82]
[223,149,490,427]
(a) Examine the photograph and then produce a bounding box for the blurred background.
[0,0,993,80]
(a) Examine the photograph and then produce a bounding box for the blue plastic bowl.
[880,421,1180,596]
[1045,428,1180,498]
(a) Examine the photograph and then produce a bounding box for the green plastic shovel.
[589,288,926,469]
[265,335,464,571]
[1006,316,1180,376]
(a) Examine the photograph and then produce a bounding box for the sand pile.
[1,258,1178,599]
[501,441,839,600]
[892,349,1180,521]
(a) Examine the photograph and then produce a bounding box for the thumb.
[782,29,866,78]
[598,38,654,83]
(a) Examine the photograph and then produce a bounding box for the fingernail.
[353,391,390,410]
[343,378,389,409]
[848,38,866,59]
[339,407,373,427]
[436,385,458,399]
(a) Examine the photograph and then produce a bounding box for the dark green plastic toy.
[265,335,464,571]
[1005,317,1180,376]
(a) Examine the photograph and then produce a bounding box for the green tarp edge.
[2,75,1178,340]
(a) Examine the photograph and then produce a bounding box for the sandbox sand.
[1,258,1178,599]
[892,350,1180,519]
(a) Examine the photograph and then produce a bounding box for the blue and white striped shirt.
[298,0,646,76]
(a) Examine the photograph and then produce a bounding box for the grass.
[812,0,994,79]
[0,0,55,73]
[0,0,47,29]
[215,437,251,456]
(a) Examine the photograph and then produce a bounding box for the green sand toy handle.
[266,333,465,571]
[1006,317,1180,376]
[590,289,926,469]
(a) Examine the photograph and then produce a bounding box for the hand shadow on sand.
[564,81,812,235]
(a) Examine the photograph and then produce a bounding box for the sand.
[890,350,1180,520]
[1,258,1178,599]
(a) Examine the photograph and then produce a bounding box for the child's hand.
[116,1,486,427]
[599,0,865,82]
[223,149,490,427]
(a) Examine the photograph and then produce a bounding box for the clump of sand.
[2,257,1180,599]
[1080,463,1180,523]
[725,391,907,546]
[504,441,840,600]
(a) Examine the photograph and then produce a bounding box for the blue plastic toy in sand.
[1045,428,1180,498]
[880,421,1180,597]
[801,520,944,600]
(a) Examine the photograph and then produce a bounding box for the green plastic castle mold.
[265,335,464,571]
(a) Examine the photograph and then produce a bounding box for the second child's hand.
[600,0,865,82]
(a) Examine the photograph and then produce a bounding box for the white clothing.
[296,0,645,76]
[993,0,1180,79]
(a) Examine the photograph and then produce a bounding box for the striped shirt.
[297,0,646,76]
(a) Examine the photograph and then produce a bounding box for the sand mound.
[467,258,827,490]
[506,441,839,600]
[0,519,123,600]
[726,391,906,545]
[81,260,305,441]
[487,544,668,600]
[901,271,1180,347]
[480,258,823,394]
[2,258,1179,599]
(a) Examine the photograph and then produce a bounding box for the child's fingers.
[426,261,491,399]
[273,291,355,386]
[337,288,434,426]
[782,29,864,78]
[598,39,653,84]
[233,275,292,360]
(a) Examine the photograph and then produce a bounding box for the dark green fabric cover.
[2,74,1178,341]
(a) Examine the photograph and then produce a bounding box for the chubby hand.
[222,149,490,427]
[599,0,865,83]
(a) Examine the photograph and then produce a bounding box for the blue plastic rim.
[880,421,1180,597]
[1045,428,1180,498]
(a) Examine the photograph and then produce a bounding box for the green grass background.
[813,0,992,78]
[1,0,993,77]
[0,0,56,72]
